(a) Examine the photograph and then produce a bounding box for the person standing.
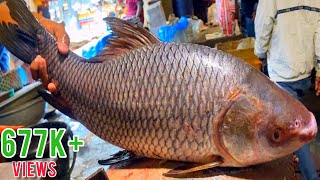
[118,0,144,24]
[193,0,215,24]
[240,0,258,37]
[254,0,320,179]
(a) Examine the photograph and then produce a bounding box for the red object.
[12,161,57,178]
[125,0,144,23]
[0,125,23,134]
[41,0,49,8]
[216,0,236,36]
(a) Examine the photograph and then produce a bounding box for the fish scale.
[91,43,216,161]
[84,43,225,162]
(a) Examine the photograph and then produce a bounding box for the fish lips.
[298,112,318,143]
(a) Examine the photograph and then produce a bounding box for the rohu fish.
[0,0,318,175]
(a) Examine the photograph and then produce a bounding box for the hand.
[32,13,70,54]
[30,55,57,93]
[259,58,267,66]
[30,14,70,93]
[252,11,256,21]
[315,76,320,96]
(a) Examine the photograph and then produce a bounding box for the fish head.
[217,85,317,167]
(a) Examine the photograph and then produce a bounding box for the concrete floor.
[44,83,320,179]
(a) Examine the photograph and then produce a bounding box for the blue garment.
[241,0,258,18]
[262,64,269,76]
[240,0,258,37]
[245,17,255,37]
[277,77,319,180]
[0,45,10,72]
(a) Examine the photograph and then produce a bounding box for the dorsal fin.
[91,17,160,61]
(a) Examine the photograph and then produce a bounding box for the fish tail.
[0,0,45,64]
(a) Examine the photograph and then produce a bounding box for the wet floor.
[46,88,320,179]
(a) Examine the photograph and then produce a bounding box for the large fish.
[0,0,318,175]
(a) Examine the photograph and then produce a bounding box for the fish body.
[0,0,317,171]
[46,42,250,164]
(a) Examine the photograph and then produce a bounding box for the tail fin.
[0,0,45,64]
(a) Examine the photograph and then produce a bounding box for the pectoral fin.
[38,90,76,119]
[164,157,223,176]
[98,150,136,165]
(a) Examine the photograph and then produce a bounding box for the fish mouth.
[299,112,318,143]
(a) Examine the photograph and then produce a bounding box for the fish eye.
[273,129,283,142]
[273,132,280,140]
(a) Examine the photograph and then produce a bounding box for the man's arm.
[314,16,320,96]
[254,0,276,59]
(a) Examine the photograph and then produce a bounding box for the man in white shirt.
[254,0,319,179]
